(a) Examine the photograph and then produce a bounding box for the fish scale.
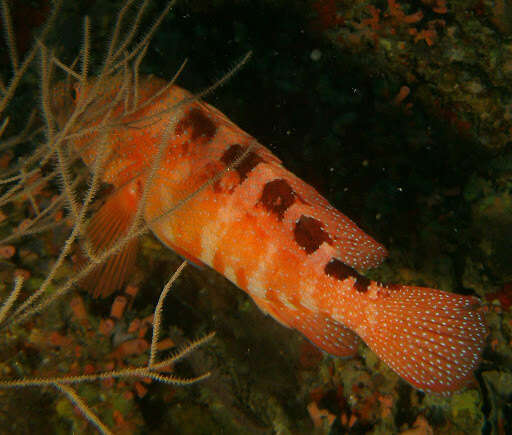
[53,74,488,394]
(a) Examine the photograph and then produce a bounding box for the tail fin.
[358,284,487,394]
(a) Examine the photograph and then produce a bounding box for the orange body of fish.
[54,75,487,394]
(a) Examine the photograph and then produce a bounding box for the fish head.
[50,74,198,189]
[49,75,137,172]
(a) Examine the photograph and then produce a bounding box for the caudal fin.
[358,285,487,394]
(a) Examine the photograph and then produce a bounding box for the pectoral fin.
[82,183,140,298]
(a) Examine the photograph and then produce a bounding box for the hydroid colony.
[0,1,218,432]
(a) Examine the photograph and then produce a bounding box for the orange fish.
[54,75,487,394]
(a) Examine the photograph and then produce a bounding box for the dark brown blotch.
[354,275,371,293]
[324,258,353,281]
[294,215,332,254]
[175,108,216,142]
[237,152,264,180]
[259,179,296,220]
[324,258,371,293]
[221,144,264,181]
[376,282,400,298]
[221,144,244,166]
[383,283,401,291]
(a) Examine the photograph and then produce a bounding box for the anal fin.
[252,295,358,357]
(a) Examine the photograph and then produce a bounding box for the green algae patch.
[419,388,484,434]
[450,390,484,431]
[483,371,512,398]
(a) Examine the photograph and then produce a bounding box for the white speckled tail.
[357,285,487,394]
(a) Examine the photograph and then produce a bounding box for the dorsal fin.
[200,95,386,270]
[200,100,282,165]
[272,167,388,270]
